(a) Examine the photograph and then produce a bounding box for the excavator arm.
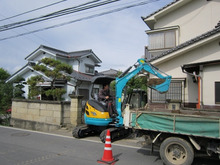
[115,58,172,127]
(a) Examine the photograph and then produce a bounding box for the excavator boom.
[115,58,172,127]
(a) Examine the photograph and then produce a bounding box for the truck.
[123,103,220,165]
[73,58,220,165]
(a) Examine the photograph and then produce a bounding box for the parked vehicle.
[124,105,220,165]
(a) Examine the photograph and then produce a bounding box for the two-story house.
[142,0,220,109]
[6,45,102,101]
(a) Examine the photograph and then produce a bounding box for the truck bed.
[128,108,220,139]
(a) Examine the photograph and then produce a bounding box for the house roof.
[71,70,93,82]
[99,69,119,77]
[149,25,220,63]
[7,45,102,83]
[5,63,51,83]
[5,64,28,83]
[6,62,93,83]
[25,45,102,64]
[142,0,179,20]
[215,20,220,28]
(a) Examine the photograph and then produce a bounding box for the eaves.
[142,0,191,29]
[5,64,52,83]
[25,46,57,61]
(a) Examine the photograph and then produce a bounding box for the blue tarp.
[131,112,220,139]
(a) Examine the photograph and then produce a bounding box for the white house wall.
[154,38,220,104]
[56,56,95,73]
[203,65,220,106]
[187,75,198,103]
[72,60,79,71]
[154,0,220,44]
[21,70,42,99]
[55,56,79,71]
[62,84,75,101]
[30,51,54,63]
[79,56,95,73]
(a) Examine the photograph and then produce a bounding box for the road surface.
[0,126,162,165]
[0,126,219,165]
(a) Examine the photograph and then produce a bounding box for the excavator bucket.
[148,77,171,93]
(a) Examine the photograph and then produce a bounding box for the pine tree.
[27,58,73,101]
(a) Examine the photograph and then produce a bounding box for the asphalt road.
[0,126,162,165]
[0,126,219,165]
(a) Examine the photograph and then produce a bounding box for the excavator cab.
[84,75,115,126]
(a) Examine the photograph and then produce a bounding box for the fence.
[10,95,83,131]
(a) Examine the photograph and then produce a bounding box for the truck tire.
[160,137,194,165]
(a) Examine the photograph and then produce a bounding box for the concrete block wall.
[11,99,71,131]
[69,94,83,127]
[62,102,71,126]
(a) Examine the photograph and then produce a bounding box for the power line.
[0,0,119,32]
[0,0,67,22]
[0,0,101,30]
[0,0,159,41]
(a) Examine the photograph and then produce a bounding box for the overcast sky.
[0,0,173,74]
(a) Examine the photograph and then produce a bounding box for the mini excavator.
[72,58,172,142]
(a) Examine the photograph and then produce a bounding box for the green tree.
[126,76,148,94]
[13,76,25,99]
[27,75,44,99]
[110,70,148,95]
[0,68,10,82]
[0,68,13,114]
[28,58,73,100]
[44,88,66,101]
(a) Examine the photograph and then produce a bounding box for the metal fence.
[151,81,182,103]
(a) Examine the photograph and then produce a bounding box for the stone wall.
[10,99,71,131]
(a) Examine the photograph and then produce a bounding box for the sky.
[0,0,173,74]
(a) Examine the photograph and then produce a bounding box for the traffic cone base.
[97,130,119,164]
[97,158,118,165]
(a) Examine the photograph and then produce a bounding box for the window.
[215,82,220,104]
[92,88,99,100]
[85,64,94,74]
[148,30,176,50]
[151,81,182,103]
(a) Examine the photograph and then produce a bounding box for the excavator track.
[73,125,131,142]
[100,127,131,143]
[72,125,95,138]
[72,125,106,138]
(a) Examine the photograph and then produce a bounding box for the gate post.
[69,94,84,127]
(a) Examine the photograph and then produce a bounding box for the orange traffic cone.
[97,129,118,164]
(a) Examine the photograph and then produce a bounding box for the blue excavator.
[72,58,172,142]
